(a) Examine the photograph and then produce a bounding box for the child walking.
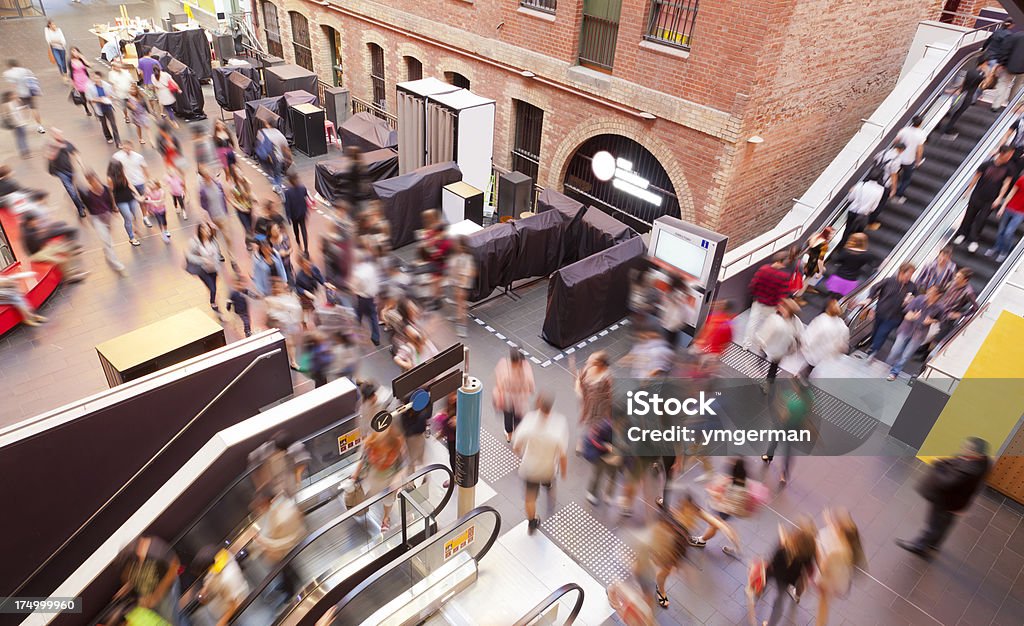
[143,180,169,242]
[166,166,188,221]
[226,276,256,337]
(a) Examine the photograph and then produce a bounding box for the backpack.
[255,129,275,162]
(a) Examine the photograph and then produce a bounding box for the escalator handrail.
[512,583,586,626]
[723,25,1001,280]
[331,505,503,618]
[838,85,1024,318]
[229,462,455,623]
[169,411,361,550]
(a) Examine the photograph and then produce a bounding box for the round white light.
[592,151,616,182]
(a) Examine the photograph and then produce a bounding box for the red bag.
[168,78,180,94]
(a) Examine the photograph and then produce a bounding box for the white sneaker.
[162,232,170,243]
[984,248,997,257]
[953,235,965,245]
[36,126,45,134]
[997,252,1008,262]
[968,241,979,253]
[586,492,599,505]
[143,216,152,228]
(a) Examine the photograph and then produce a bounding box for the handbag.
[69,89,84,106]
[342,478,366,508]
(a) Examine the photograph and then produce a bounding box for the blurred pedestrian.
[268,221,293,283]
[127,86,152,145]
[230,176,254,239]
[107,160,142,246]
[885,285,943,380]
[115,536,187,626]
[250,487,306,601]
[952,146,1014,253]
[446,236,475,337]
[226,276,255,337]
[0,273,46,326]
[916,245,956,291]
[299,332,334,388]
[895,437,990,559]
[513,392,569,534]
[142,180,169,243]
[393,325,437,371]
[692,300,733,371]
[80,171,126,274]
[822,233,873,298]
[68,48,92,116]
[152,66,179,129]
[352,427,408,532]
[743,252,791,354]
[265,278,303,369]
[46,128,86,217]
[756,299,803,387]
[3,59,44,131]
[494,348,536,442]
[251,241,286,297]
[800,299,849,378]
[295,253,327,328]
[814,508,865,626]
[582,415,618,506]
[283,173,310,253]
[213,119,239,182]
[758,519,817,626]
[350,250,382,346]
[165,165,187,221]
[762,377,813,486]
[800,227,833,296]
[659,276,695,347]
[199,166,236,265]
[189,546,249,626]
[185,223,223,311]
[112,141,150,225]
[1,91,30,157]
[108,61,133,124]
[694,458,766,557]
[863,262,917,359]
[249,430,311,497]
[575,351,612,450]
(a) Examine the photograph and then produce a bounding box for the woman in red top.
[992,174,1024,261]
[692,300,734,372]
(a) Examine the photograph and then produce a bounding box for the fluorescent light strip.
[616,157,633,171]
[614,168,650,189]
[613,178,663,206]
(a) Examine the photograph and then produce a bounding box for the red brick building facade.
[253,0,943,242]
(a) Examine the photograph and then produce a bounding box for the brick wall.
[257,0,944,244]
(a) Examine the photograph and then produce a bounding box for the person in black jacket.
[896,437,991,558]
[996,28,1024,110]
[862,262,917,357]
[941,56,988,138]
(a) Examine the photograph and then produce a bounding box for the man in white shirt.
[892,115,927,203]
[4,60,44,132]
[840,170,886,246]
[349,252,381,345]
[86,71,120,146]
[867,142,905,230]
[108,61,134,124]
[513,392,569,534]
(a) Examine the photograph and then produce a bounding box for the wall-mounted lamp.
[520,70,536,78]
[638,111,656,121]
[747,136,764,144]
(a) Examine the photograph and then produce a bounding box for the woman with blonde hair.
[352,427,408,533]
[814,508,865,626]
[822,232,874,297]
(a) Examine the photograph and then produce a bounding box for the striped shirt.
[916,259,957,291]
[748,263,792,307]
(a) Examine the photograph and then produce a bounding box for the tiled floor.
[0,3,1022,625]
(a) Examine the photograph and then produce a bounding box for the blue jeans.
[51,47,67,75]
[355,295,380,344]
[268,156,284,188]
[895,163,916,198]
[116,201,139,239]
[56,170,85,216]
[12,126,27,156]
[869,316,901,355]
[888,332,924,376]
[994,210,1024,256]
[154,578,190,626]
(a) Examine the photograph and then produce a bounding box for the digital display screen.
[653,230,707,280]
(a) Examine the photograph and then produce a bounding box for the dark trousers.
[895,163,916,198]
[943,89,976,133]
[276,561,303,599]
[840,210,870,247]
[56,170,86,216]
[914,503,956,551]
[97,106,120,145]
[764,440,793,479]
[292,218,308,253]
[869,316,901,355]
[503,409,521,435]
[237,210,253,235]
[767,361,781,382]
[355,295,380,344]
[197,270,218,305]
[239,312,251,336]
[953,195,995,244]
[869,187,892,224]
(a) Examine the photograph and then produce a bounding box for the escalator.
[88,412,363,625]
[228,464,454,626]
[511,583,585,626]
[322,506,501,626]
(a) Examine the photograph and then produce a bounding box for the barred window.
[520,0,556,13]
[444,72,470,90]
[368,43,386,109]
[645,0,700,50]
[405,56,423,82]
[511,99,544,185]
[289,11,313,72]
[262,1,284,58]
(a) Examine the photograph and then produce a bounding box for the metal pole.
[455,374,482,517]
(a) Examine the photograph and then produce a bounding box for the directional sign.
[371,410,392,433]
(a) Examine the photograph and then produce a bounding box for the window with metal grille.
[368,43,386,109]
[444,72,470,90]
[521,0,557,14]
[511,100,544,185]
[644,0,700,49]
[289,11,313,72]
[405,56,422,82]
[262,1,284,58]
[325,26,343,86]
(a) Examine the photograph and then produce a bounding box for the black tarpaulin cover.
[212,65,261,109]
[510,208,574,283]
[314,150,399,202]
[577,207,638,260]
[371,161,462,249]
[164,57,206,121]
[542,236,647,348]
[264,64,318,98]
[233,109,253,156]
[134,30,213,81]
[535,188,587,265]
[339,112,398,152]
[466,222,519,302]
[244,96,285,148]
